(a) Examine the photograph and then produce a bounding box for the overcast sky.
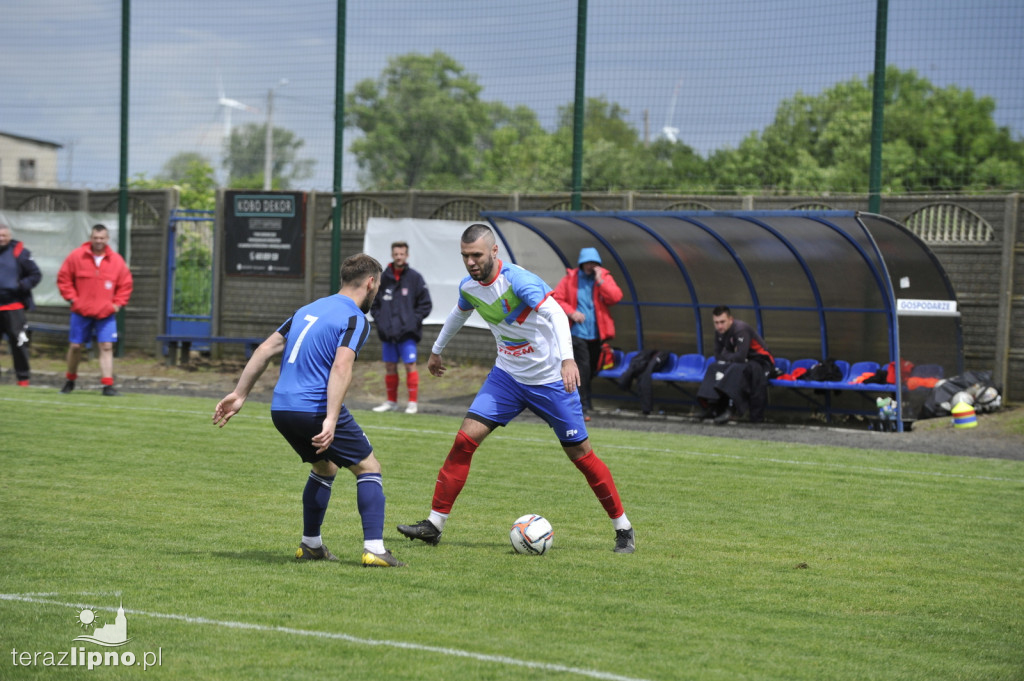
[2,0,1022,191]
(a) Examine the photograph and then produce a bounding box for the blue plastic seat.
[846,361,880,383]
[652,352,706,382]
[789,358,818,375]
[597,350,636,380]
[829,359,851,383]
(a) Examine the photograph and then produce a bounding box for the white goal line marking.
[4,395,1022,484]
[0,593,652,681]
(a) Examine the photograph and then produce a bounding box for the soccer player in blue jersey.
[213,253,405,567]
[397,224,635,553]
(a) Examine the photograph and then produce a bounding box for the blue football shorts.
[467,366,589,446]
[381,338,419,365]
[271,408,374,468]
[69,312,118,344]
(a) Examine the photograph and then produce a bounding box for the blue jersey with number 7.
[271,293,370,413]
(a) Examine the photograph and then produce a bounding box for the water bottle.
[876,397,897,432]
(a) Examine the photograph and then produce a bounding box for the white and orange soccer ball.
[509,514,553,555]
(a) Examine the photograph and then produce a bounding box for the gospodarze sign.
[225,191,305,276]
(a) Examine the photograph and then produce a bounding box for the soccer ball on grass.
[509,514,553,555]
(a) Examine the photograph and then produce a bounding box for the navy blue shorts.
[271,408,373,468]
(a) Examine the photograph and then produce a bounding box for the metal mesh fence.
[2,1,1021,195]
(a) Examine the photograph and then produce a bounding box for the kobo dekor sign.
[224,191,305,277]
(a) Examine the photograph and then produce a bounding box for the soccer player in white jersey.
[213,253,405,567]
[397,224,635,553]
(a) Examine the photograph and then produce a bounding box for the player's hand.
[594,268,604,286]
[312,419,337,455]
[569,310,586,324]
[561,359,580,393]
[427,353,446,378]
[213,393,245,427]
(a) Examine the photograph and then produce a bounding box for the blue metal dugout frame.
[481,210,964,432]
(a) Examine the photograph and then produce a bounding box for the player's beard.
[360,283,379,313]
[469,254,495,282]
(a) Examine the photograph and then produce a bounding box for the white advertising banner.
[363,218,509,329]
[0,211,127,306]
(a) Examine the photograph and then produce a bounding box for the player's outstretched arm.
[535,296,578,392]
[212,332,286,427]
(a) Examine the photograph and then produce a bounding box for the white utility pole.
[263,79,288,191]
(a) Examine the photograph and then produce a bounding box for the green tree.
[710,67,1024,193]
[550,96,710,192]
[129,152,217,210]
[346,51,492,190]
[223,123,314,190]
[474,104,566,192]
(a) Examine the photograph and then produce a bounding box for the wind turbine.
[661,79,682,143]
[218,74,258,184]
[218,75,258,142]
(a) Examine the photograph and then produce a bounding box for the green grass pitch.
[1,387,1022,680]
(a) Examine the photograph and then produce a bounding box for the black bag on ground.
[920,370,1000,418]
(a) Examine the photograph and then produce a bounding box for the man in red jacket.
[552,247,623,418]
[56,224,134,395]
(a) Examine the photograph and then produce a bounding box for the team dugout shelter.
[480,211,963,429]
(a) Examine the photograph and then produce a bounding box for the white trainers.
[405,402,418,414]
[372,401,398,412]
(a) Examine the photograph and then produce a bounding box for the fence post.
[570,0,588,211]
[995,193,1019,400]
[305,191,317,301]
[868,0,888,214]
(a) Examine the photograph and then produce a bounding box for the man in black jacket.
[0,222,43,386]
[369,242,433,414]
[697,305,774,424]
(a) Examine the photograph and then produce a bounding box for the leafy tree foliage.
[129,152,217,210]
[223,123,314,190]
[346,51,492,190]
[710,67,1024,193]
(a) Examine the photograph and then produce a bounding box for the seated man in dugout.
[697,305,775,424]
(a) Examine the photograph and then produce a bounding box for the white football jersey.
[454,261,567,385]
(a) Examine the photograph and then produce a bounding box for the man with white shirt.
[396,224,635,553]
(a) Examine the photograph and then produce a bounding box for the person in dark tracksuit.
[0,222,42,386]
[697,305,774,424]
[369,241,432,414]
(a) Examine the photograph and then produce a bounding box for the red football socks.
[431,430,479,514]
[407,371,419,403]
[385,373,399,403]
[573,451,625,519]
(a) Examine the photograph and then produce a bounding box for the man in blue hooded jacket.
[552,247,623,416]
